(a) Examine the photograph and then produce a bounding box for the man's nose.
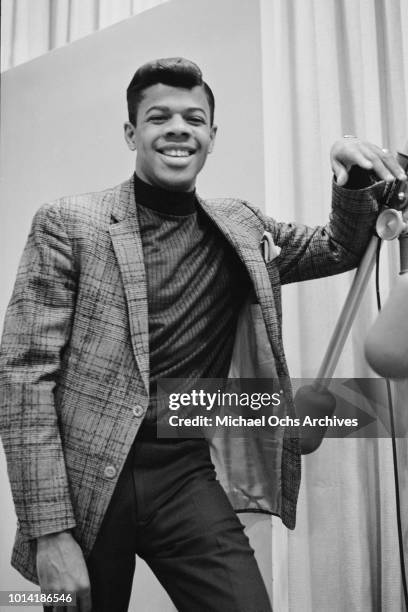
[164,115,191,138]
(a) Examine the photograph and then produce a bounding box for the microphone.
[364,272,408,378]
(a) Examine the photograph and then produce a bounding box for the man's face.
[124,83,217,191]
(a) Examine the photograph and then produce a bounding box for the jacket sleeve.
[0,202,77,538]
[266,180,381,285]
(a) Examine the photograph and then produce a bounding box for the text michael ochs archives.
[164,389,359,429]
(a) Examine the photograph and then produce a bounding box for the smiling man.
[0,57,406,612]
[124,72,217,191]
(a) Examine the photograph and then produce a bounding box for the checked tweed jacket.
[0,177,379,583]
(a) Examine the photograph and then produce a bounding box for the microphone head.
[376,209,406,241]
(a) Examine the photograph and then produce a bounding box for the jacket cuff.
[17,500,77,540]
[19,516,77,540]
[332,177,384,215]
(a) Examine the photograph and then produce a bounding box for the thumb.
[332,160,348,186]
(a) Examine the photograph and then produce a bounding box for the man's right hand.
[36,530,92,611]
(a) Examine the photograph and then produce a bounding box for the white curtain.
[1,0,168,72]
[260,0,408,610]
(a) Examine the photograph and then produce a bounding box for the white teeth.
[161,149,191,157]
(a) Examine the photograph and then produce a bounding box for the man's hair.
[126,57,215,125]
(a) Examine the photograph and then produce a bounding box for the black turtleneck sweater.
[133,173,250,425]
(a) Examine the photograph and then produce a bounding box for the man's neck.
[133,172,196,215]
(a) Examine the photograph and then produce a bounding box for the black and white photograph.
[1,1,408,610]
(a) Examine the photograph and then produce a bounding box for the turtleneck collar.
[133,172,197,216]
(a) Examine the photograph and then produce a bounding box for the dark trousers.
[85,432,272,612]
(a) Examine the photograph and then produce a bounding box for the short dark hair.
[126,57,215,125]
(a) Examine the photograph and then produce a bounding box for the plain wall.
[0,0,270,609]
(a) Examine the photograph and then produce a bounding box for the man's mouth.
[157,147,195,158]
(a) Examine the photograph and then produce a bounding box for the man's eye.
[149,116,167,123]
[188,116,206,125]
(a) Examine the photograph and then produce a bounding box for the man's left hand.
[330,137,407,186]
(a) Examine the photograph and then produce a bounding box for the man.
[0,57,406,612]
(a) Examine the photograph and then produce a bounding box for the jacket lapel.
[109,179,149,393]
[198,197,275,310]
[198,197,285,375]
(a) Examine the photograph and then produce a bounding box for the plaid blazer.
[0,177,379,583]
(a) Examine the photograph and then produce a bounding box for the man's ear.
[208,125,218,154]
[124,121,137,151]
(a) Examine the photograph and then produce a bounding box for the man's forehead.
[139,83,210,114]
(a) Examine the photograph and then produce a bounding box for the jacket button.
[132,405,144,417]
[104,465,117,479]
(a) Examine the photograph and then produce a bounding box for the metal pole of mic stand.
[315,236,380,382]
[296,235,380,453]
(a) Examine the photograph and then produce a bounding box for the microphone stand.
[297,158,408,454]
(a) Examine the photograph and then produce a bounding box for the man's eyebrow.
[145,105,208,115]
[145,105,170,113]
[185,107,207,115]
